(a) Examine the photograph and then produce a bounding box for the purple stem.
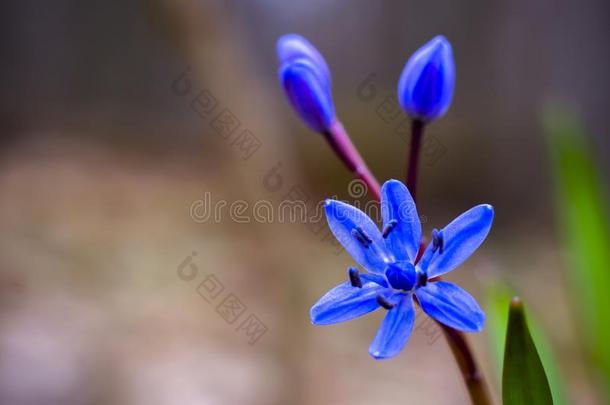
[406,120,424,200]
[324,121,381,201]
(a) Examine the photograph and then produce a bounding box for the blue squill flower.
[398,35,455,123]
[310,179,493,359]
[277,34,335,133]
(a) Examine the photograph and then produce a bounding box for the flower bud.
[277,34,331,88]
[398,35,455,123]
[277,35,335,132]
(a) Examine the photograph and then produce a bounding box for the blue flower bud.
[397,35,455,123]
[277,35,335,133]
[277,34,331,89]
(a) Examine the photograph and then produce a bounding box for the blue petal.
[279,59,335,133]
[415,281,485,332]
[397,35,455,122]
[369,294,415,359]
[419,204,494,278]
[381,180,421,262]
[276,34,331,89]
[325,200,393,273]
[360,273,389,287]
[310,281,387,325]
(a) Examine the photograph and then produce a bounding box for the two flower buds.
[278,34,456,131]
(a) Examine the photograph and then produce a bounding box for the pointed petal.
[310,281,387,325]
[360,273,389,287]
[415,281,485,332]
[325,200,393,273]
[368,294,415,359]
[419,204,494,278]
[381,180,422,262]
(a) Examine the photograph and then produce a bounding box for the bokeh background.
[1,1,610,404]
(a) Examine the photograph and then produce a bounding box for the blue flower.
[398,35,455,123]
[277,34,336,132]
[310,180,493,359]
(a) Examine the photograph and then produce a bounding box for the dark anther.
[376,294,395,310]
[432,228,444,254]
[382,220,398,238]
[351,229,368,247]
[416,269,428,288]
[351,226,372,248]
[348,267,362,288]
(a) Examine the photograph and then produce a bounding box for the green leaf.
[502,297,553,405]
[544,107,610,395]
[487,287,565,405]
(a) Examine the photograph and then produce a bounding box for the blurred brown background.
[1,1,609,404]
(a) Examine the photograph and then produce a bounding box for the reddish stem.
[406,120,424,200]
[324,121,381,201]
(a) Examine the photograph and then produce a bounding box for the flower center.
[385,261,417,291]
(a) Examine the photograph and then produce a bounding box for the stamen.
[351,229,368,247]
[376,294,395,310]
[382,220,398,238]
[357,227,373,244]
[432,228,444,254]
[348,267,362,288]
[351,226,372,248]
[416,268,427,287]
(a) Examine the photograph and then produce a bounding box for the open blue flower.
[310,179,493,359]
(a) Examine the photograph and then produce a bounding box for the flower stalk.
[324,121,381,201]
[406,119,424,200]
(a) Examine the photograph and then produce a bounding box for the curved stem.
[406,119,424,199]
[324,121,381,201]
